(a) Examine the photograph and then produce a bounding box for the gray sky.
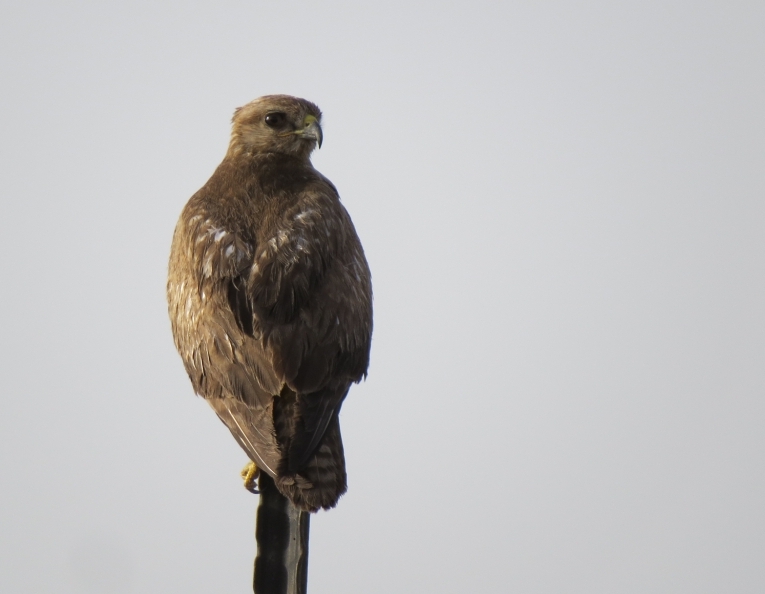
[1,1,763,592]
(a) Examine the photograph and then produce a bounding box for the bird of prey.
[167,95,372,512]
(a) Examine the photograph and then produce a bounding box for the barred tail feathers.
[275,415,347,512]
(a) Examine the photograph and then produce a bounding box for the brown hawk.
[167,95,373,512]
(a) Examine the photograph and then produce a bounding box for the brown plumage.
[167,95,372,511]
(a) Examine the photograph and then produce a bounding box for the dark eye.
[264,112,287,128]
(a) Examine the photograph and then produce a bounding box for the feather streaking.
[167,95,373,511]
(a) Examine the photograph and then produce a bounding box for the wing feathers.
[168,148,372,512]
[208,397,280,477]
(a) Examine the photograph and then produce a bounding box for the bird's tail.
[275,414,347,512]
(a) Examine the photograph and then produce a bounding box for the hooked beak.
[296,116,323,148]
[297,120,324,148]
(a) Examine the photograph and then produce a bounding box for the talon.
[241,461,260,493]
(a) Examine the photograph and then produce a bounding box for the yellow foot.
[240,461,260,493]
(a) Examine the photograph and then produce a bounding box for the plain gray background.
[1,1,763,592]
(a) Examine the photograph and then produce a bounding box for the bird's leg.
[241,461,260,494]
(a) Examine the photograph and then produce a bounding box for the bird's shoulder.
[179,154,343,246]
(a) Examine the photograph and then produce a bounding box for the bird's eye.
[265,112,287,128]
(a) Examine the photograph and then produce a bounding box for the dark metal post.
[253,473,310,594]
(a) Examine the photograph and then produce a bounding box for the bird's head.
[227,95,323,160]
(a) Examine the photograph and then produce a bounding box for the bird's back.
[168,147,372,511]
